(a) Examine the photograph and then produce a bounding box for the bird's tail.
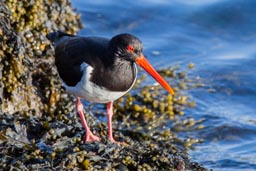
[46,31,74,44]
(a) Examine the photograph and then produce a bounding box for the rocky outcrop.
[0,0,82,115]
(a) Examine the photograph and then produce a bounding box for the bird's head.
[109,33,143,62]
[109,33,175,95]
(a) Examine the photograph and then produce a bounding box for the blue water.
[71,0,256,170]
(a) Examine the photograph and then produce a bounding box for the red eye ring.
[127,45,135,52]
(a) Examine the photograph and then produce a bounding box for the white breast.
[64,63,137,103]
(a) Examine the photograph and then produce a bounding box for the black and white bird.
[47,31,174,143]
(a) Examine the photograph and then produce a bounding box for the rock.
[0,0,82,115]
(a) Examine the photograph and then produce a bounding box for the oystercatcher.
[47,31,174,143]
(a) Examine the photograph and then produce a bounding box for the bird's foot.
[108,137,127,145]
[85,131,100,142]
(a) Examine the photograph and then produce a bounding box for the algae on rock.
[0,0,82,115]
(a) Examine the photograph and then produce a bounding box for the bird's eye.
[127,45,135,52]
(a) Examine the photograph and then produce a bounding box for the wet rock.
[0,113,207,170]
[0,0,82,115]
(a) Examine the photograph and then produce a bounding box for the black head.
[108,33,143,62]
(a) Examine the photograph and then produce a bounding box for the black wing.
[47,31,109,86]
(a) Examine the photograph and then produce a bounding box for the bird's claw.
[85,132,100,142]
[109,137,128,145]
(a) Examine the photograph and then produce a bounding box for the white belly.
[64,64,137,103]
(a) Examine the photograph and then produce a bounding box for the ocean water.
[71,0,256,170]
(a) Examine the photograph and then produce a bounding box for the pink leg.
[107,101,116,143]
[107,101,125,144]
[76,98,100,142]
